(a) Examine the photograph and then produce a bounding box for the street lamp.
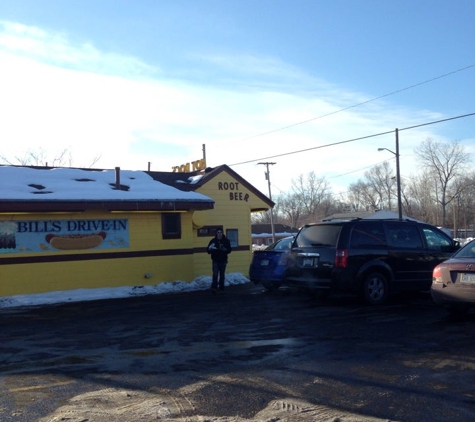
[378,128,402,220]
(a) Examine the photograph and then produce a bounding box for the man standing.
[207,229,232,294]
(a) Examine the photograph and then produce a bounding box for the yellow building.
[0,164,273,297]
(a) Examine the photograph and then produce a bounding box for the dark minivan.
[284,218,460,305]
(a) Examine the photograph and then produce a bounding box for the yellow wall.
[0,210,196,296]
[0,169,270,297]
[194,171,257,278]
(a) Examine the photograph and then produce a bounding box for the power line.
[229,111,475,167]
[399,112,475,132]
[235,64,475,143]
[330,158,395,179]
[230,129,393,166]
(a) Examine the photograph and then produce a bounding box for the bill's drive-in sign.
[0,219,130,253]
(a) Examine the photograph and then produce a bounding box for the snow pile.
[455,237,474,246]
[0,273,250,309]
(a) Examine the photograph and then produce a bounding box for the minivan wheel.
[362,272,389,305]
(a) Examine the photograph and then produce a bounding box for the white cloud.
[0,21,156,76]
[0,20,465,198]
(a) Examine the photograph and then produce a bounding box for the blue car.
[249,236,294,290]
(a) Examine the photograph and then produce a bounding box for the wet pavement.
[1,282,475,421]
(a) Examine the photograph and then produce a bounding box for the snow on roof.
[188,174,204,184]
[0,166,213,203]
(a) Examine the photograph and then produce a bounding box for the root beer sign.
[218,181,250,202]
[0,219,129,254]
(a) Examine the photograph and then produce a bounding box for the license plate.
[260,259,269,266]
[303,258,315,267]
[461,273,475,284]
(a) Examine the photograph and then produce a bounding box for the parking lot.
[1,282,475,422]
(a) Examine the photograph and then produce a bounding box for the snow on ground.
[456,237,474,246]
[0,273,250,309]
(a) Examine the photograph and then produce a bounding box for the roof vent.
[29,184,46,190]
[107,167,130,191]
[109,183,130,191]
[115,167,121,189]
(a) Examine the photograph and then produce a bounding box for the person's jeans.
[211,261,227,290]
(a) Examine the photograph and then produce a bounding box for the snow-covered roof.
[0,166,214,212]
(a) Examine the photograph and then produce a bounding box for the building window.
[197,226,223,237]
[226,229,238,247]
[162,213,181,239]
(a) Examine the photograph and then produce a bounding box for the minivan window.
[295,224,342,247]
[385,221,423,249]
[350,221,386,248]
[422,225,452,251]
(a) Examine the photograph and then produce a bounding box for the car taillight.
[432,265,442,283]
[278,253,289,265]
[335,249,348,268]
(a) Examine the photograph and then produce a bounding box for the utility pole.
[258,162,276,243]
[378,128,402,220]
[395,129,402,220]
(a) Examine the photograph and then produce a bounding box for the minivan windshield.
[295,224,343,247]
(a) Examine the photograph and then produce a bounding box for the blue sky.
[0,0,474,197]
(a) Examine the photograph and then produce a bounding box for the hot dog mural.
[45,231,107,250]
[0,219,129,253]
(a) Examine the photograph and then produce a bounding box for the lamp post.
[258,162,276,243]
[378,128,402,220]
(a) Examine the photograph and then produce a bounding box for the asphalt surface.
[1,282,475,422]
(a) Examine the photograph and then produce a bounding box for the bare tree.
[274,193,301,229]
[447,172,475,236]
[0,147,101,168]
[290,172,333,224]
[344,181,367,212]
[251,211,271,225]
[364,162,396,210]
[414,139,471,226]
[456,172,475,237]
[405,171,438,223]
[347,180,380,211]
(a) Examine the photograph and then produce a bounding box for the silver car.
[431,239,475,314]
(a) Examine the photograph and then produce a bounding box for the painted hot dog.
[45,232,107,250]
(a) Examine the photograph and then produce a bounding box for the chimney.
[115,167,120,189]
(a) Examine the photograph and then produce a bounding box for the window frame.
[226,229,239,248]
[161,213,182,239]
[350,221,386,248]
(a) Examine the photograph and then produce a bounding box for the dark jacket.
[207,235,232,263]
